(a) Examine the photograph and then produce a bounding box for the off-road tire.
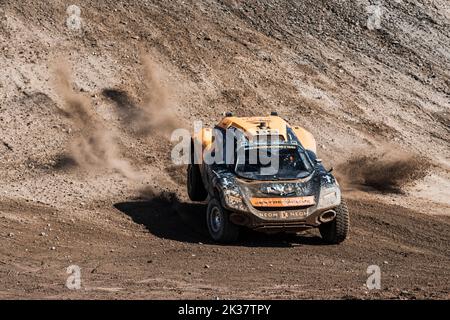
[206,198,239,243]
[319,199,350,244]
[187,163,207,201]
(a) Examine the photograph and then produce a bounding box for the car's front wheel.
[206,198,239,243]
[319,199,350,244]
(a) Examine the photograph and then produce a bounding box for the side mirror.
[327,167,333,173]
[316,158,322,163]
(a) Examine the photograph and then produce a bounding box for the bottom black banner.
[0,300,445,318]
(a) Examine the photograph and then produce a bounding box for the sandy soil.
[0,0,449,299]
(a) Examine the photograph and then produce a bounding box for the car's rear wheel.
[206,198,239,243]
[319,199,350,244]
[187,163,207,201]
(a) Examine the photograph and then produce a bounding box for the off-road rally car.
[187,113,349,244]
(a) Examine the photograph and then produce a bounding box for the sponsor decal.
[257,210,308,219]
[250,196,315,207]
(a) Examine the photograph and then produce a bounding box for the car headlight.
[223,188,248,211]
[318,187,341,208]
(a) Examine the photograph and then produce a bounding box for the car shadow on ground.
[114,196,329,247]
[114,197,209,244]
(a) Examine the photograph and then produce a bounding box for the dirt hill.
[0,0,449,299]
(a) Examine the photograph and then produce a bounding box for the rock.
[50,246,56,250]
[8,232,14,237]
[40,232,46,236]
[204,264,210,269]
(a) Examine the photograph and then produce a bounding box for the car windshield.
[235,145,313,180]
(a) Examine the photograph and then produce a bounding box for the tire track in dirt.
[0,195,449,299]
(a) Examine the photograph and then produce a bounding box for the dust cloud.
[103,55,181,137]
[140,55,181,136]
[53,55,184,193]
[336,148,430,193]
[53,61,138,179]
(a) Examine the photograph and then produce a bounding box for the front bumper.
[220,185,341,231]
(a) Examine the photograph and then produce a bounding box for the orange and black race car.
[187,112,349,243]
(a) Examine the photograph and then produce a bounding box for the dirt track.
[0,1,449,299]
[1,192,449,299]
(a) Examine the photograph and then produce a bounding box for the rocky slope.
[0,0,449,299]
